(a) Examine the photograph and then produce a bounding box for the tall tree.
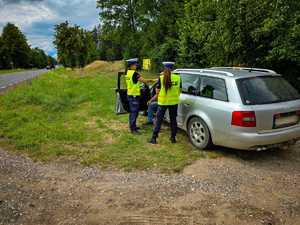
[30,47,48,68]
[95,0,300,88]
[0,23,54,69]
[0,36,8,69]
[1,23,31,68]
[178,0,300,87]
[96,0,143,59]
[96,0,184,68]
[53,21,97,68]
[141,0,184,70]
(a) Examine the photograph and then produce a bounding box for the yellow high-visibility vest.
[158,74,181,106]
[126,70,141,96]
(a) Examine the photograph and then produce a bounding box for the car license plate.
[274,114,299,128]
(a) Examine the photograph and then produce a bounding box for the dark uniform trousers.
[153,105,178,138]
[127,96,140,131]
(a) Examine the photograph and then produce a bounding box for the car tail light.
[296,110,300,116]
[232,111,256,127]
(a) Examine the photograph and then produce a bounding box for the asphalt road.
[0,69,47,91]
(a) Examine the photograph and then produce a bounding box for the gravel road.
[0,70,47,91]
[0,143,300,225]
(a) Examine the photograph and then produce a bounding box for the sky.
[0,0,100,57]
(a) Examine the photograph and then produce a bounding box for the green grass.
[0,68,34,75]
[0,68,221,172]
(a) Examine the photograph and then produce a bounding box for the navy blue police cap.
[163,61,175,69]
[126,58,138,66]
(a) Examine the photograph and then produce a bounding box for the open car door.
[115,71,151,115]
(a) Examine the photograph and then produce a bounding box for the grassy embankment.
[0,61,220,172]
[0,69,33,75]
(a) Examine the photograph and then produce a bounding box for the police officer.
[126,58,154,134]
[149,62,181,144]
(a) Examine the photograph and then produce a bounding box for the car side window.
[200,76,228,101]
[180,73,201,95]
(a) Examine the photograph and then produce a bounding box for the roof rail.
[174,68,234,77]
[211,67,277,74]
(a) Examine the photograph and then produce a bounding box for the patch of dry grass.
[84,60,124,73]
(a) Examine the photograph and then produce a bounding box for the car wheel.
[188,117,212,150]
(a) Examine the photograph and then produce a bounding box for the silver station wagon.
[116,67,300,151]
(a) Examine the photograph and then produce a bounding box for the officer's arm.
[138,76,156,84]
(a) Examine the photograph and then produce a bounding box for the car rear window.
[237,76,300,105]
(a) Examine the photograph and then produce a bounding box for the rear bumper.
[222,125,300,150]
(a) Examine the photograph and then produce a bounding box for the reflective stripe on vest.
[158,74,181,106]
[126,70,141,96]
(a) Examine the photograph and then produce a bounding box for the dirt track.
[1,143,300,225]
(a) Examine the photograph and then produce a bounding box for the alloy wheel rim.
[190,121,206,144]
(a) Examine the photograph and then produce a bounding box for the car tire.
[188,117,212,150]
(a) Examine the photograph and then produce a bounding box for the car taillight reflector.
[232,111,256,127]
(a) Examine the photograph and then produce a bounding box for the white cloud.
[27,34,53,52]
[0,0,99,55]
[0,1,58,29]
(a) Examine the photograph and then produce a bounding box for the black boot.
[131,129,141,135]
[149,135,157,144]
[170,137,177,143]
